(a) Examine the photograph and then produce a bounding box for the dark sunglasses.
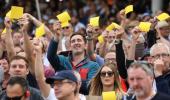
[62,26,69,30]
[5,95,23,100]
[100,71,114,77]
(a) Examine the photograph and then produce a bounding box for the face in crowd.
[9,56,29,77]
[150,43,170,73]
[128,62,154,98]
[62,24,73,36]
[53,79,77,99]
[70,34,86,55]
[100,65,116,87]
[0,58,9,73]
[13,32,23,46]
[104,52,116,65]
[6,77,29,100]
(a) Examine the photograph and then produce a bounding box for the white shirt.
[45,88,86,100]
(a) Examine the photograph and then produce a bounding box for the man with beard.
[127,61,170,100]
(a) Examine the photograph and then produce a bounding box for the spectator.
[150,43,170,95]
[47,30,100,94]
[89,62,124,99]
[127,61,170,100]
[0,77,30,100]
[34,42,86,100]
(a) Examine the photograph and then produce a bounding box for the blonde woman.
[89,62,125,99]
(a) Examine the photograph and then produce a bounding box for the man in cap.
[46,70,79,100]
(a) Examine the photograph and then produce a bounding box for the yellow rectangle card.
[138,22,151,32]
[10,6,24,19]
[90,16,99,27]
[102,91,117,100]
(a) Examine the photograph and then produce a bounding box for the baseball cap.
[46,70,77,84]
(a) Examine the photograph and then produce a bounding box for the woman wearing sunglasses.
[89,62,125,99]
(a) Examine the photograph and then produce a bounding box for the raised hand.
[153,59,164,77]
[4,17,12,29]
[18,16,29,32]
[53,20,61,37]
[131,26,142,41]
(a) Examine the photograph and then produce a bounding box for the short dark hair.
[10,55,29,68]
[7,76,28,93]
[70,32,87,44]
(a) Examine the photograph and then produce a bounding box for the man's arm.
[26,13,53,40]
[19,17,35,75]
[35,43,51,98]
[4,17,16,60]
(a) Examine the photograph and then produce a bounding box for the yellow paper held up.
[35,24,45,38]
[98,35,104,44]
[102,91,117,100]
[106,22,121,31]
[106,23,115,31]
[61,21,69,28]
[125,5,133,15]
[157,13,170,21]
[10,6,24,19]
[138,22,151,32]
[57,11,71,22]
[90,16,99,27]
[6,10,11,18]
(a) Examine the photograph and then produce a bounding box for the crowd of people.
[1,0,170,100]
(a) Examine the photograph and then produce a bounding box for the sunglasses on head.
[100,71,114,77]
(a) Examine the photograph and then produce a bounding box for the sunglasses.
[100,71,114,77]
[62,26,69,30]
[5,95,23,100]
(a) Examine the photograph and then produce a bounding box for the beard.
[134,89,145,97]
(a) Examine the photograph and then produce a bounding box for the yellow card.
[125,5,133,15]
[98,35,104,44]
[157,13,170,21]
[138,22,151,32]
[61,21,69,28]
[56,11,71,22]
[106,23,121,31]
[10,6,24,19]
[106,23,115,31]
[102,91,117,100]
[35,24,45,38]
[6,10,11,18]
[90,16,99,27]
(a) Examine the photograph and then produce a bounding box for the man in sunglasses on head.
[149,43,170,95]
[53,21,73,52]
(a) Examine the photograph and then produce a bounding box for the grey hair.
[150,43,170,56]
[128,61,154,77]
